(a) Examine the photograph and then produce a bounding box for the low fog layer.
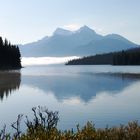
[21,56,79,66]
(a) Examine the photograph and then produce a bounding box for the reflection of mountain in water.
[0,71,21,100]
[21,73,140,102]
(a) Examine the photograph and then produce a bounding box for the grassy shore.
[1,107,140,140]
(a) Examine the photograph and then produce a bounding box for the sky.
[0,0,140,44]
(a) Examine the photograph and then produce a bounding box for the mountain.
[20,26,139,57]
[53,28,73,36]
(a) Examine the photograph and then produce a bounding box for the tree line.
[0,37,21,69]
[66,47,140,65]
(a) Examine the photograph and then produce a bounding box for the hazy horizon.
[0,0,140,44]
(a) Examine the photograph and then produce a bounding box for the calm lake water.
[0,65,140,131]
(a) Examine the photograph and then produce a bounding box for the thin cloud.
[63,24,81,31]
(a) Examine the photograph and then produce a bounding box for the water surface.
[0,65,140,131]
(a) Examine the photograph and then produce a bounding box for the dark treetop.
[0,37,22,69]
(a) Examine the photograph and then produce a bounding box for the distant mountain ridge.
[20,26,139,57]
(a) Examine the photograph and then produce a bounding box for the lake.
[0,64,140,131]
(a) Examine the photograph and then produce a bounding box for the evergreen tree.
[0,37,22,69]
[66,46,140,66]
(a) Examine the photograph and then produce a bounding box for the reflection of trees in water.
[0,71,21,100]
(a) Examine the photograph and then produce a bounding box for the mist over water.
[21,56,79,66]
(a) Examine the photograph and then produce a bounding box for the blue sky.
[0,0,140,44]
